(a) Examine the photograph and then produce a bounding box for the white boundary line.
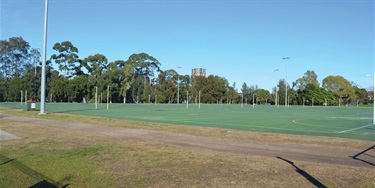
[337,124,374,134]
[292,119,328,128]
[292,119,345,129]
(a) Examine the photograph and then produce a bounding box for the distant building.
[192,68,206,77]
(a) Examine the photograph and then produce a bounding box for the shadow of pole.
[277,157,327,188]
[0,154,68,188]
[350,145,375,166]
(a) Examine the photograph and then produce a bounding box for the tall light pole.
[107,85,110,110]
[241,93,244,108]
[282,57,290,107]
[303,97,305,108]
[40,0,49,114]
[199,90,201,109]
[95,86,98,109]
[34,49,38,100]
[274,69,279,107]
[275,87,278,106]
[373,75,375,124]
[252,93,256,108]
[20,90,23,105]
[177,66,182,104]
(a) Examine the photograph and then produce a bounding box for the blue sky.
[1,0,374,91]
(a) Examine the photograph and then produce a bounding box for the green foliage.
[0,81,5,101]
[127,52,161,79]
[0,37,31,79]
[295,70,319,91]
[190,75,230,104]
[277,79,287,105]
[50,41,80,78]
[1,36,370,105]
[83,53,108,80]
[67,76,89,102]
[298,83,337,106]
[254,89,271,104]
[49,74,69,102]
[322,75,356,103]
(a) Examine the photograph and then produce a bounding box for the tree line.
[0,37,372,106]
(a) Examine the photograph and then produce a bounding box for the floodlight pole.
[252,94,255,108]
[282,57,290,107]
[186,91,189,109]
[373,75,375,124]
[177,77,179,104]
[107,85,109,110]
[40,0,49,114]
[25,90,27,105]
[34,53,37,99]
[199,90,201,109]
[303,97,305,108]
[95,86,98,109]
[274,69,279,107]
[241,93,244,108]
[177,66,181,104]
[275,87,278,107]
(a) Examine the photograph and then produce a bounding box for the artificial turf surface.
[1,102,374,141]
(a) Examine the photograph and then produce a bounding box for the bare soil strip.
[1,113,374,168]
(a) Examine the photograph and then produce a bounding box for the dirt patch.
[1,113,374,169]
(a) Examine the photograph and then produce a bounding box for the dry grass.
[1,108,375,187]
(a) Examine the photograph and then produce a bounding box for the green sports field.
[1,102,374,141]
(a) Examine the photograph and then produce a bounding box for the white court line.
[337,124,374,134]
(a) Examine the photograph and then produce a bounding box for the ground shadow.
[0,154,69,188]
[350,145,375,166]
[277,157,327,188]
[29,180,59,188]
